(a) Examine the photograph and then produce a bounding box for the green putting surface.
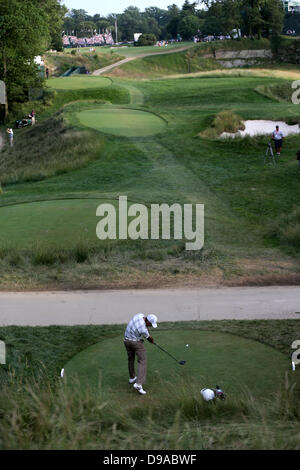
[47,76,112,90]
[76,107,167,137]
[0,199,118,248]
[64,330,288,400]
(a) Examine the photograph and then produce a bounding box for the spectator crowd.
[63,34,114,48]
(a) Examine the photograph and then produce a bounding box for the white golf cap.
[147,314,158,328]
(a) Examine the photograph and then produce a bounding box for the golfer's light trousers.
[124,339,147,385]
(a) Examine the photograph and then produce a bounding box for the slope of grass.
[256,81,296,104]
[0,75,299,289]
[1,83,130,183]
[108,49,219,78]
[108,39,272,79]
[0,112,104,184]
[44,50,123,76]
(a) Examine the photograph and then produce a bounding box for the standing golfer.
[272,125,284,156]
[124,313,158,395]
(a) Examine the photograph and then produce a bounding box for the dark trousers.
[124,339,147,385]
[274,139,282,151]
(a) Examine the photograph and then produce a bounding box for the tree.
[178,15,201,39]
[0,0,65,118]
[181,0,197,16]
[117,7,147,41]
[242,0,265,38]
[77,21,96,38]
[46,0,67,50]
[203,0,242,37]
[136,33,157,46]
[166,5,181,38]
[143,16,161,38]
[241,0,284,38]
[260,0,285,38]
[66,9,88,36]
[167,4,181,18]
[201,0,284,39]
[144,7,169,27]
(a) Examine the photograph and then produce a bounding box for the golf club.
[153,342,186,365]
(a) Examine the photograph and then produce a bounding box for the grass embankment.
[44,50,123,77]
[0,112,104,183]
[108,48,218,78]
[0,320,299,449]
[0,85,130,183]
[108,38,271,79]
[0,75,299,289]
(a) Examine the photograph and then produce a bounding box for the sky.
[62,0,186,16]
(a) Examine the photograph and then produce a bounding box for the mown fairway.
[0,59,299,288]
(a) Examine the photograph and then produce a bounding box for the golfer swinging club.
[124,313,158,395]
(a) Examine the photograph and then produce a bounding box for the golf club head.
[179,360,186,365]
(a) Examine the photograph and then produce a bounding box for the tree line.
[0,0,66,118]
[0,0,288,119]
[63,0,285,42]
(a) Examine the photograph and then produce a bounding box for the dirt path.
[0,286,299,326]
[92,46,193,76]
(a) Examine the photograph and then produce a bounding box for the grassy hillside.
[0,84,130,183]
[0,72,299,289]
[108,50,219,78]
[0,112,104,183]
[108,38,272,79]
[44,50,123,76]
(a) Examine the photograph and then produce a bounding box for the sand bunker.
[221,120,300,138]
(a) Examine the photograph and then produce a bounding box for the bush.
[199,110,245,139]
[136,34,156,47]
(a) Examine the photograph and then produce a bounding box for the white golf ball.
[186,344,189,347]
[201,388,215,401]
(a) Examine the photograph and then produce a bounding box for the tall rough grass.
[199,110,245,139]
[0,112,104,184]
[256,82,297,105]
[0,372,298,450]
[266,207,300,249]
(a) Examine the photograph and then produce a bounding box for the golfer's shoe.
[129,376,137,384]
[133,383,146,395]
